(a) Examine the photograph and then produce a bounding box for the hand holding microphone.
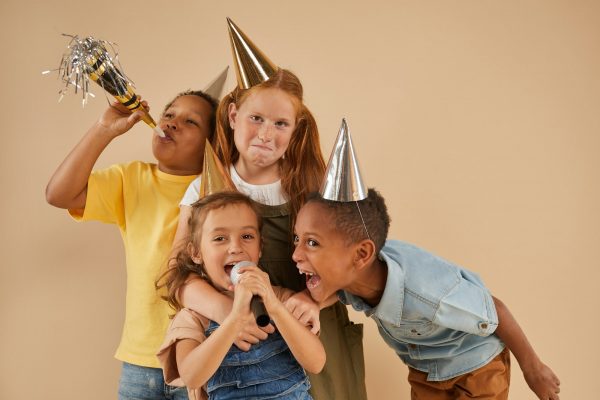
[230,261,271,327]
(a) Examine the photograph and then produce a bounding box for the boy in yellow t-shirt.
[46,91,217,400]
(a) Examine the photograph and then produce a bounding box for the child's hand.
[232,322,275,352]
[284,290,320,334]
[235,265,278,309]
[522,359,561,400]
[96,100,146,138]
[230,277,254,319]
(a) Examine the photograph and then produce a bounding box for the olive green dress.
[256,202,368,400]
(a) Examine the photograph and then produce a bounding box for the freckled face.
[229,88,297,174]
[292,202,356,303]
[191,203,261,292]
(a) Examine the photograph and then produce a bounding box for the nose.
[166,121,177,131]
[257,125,272,142]
[292,245,303,263]
[228,237,243,254]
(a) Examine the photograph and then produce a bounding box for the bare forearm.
[493,296,561,399]
[180,278,233,323]
[268,301,325,373]
[177,316,244,389]
[45,122,114,209]
[493,296,540,369]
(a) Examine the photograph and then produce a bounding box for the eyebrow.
[165,107,206,119]
[210,226,259,233]
[296,231,323,238]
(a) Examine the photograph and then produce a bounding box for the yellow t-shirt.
[70,161,197,368]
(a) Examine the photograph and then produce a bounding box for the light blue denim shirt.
[338,240,505,381]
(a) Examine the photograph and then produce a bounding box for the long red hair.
[213,69,325,221]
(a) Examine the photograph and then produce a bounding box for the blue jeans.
[119,362,189,400]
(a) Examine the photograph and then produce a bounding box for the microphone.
[230,261,270,327]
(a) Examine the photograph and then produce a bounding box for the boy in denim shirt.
[292,189,561,400]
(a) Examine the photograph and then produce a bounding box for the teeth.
[298,269,314,276]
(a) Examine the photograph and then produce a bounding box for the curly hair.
[305,188,391,253]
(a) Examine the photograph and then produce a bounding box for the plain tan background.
[1,0,598,398]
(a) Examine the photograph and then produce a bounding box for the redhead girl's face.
[190,203,261,291]
[228,88,297,179]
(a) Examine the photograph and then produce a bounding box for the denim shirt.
[338,240,505,381]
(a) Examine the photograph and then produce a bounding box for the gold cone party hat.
[320,118,368,202]
[203,66,229,100]
[226,17,279,89]
[199,140,236,197]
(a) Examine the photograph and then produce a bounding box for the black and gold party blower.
[45,34,164,136]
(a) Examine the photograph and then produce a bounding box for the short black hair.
[305,188,390,253]
[162,90,219,138]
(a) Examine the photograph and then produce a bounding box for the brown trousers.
[408,348,511,400]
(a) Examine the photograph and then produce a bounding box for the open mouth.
[224,262,236,278]
[299,268,321,290]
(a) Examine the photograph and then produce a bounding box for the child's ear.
[187,242,202,265]
[228,102,238,128]
[354,239,377,271]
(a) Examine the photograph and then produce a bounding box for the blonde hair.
[213,69,326,221]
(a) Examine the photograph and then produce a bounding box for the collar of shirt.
[338,245,406,326]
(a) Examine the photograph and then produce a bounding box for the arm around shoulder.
[268,300,326,374]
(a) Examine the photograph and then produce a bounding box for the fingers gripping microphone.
[230,261,270,327]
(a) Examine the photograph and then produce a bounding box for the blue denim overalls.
[204,320,312,399]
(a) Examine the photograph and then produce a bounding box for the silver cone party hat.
[320,118,368,202]
[203,66,229,100]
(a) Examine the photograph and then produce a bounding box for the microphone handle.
[250,296,270,327]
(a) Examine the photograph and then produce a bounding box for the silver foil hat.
[320,118,368,202]
[203,66,229,100]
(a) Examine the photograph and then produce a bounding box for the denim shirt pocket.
[397,319,436,338]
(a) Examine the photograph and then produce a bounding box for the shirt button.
[480,323,488,329]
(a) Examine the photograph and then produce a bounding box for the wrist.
[89,121,119,141]
[264,299,286,319]
[517,352,542,373]
[222,312,246,331]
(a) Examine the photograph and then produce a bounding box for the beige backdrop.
[1,0,598,398]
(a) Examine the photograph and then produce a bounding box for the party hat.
[203,66,229,100]
[226,17,278,89]
[199,140,236,197]
[320,118,368,202]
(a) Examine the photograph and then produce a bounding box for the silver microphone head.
[230,260,256,285]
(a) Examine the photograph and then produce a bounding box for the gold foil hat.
[320,118,368,202]
[199,140,236,197]
[226,17,279,89]
[203,66,229,100]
